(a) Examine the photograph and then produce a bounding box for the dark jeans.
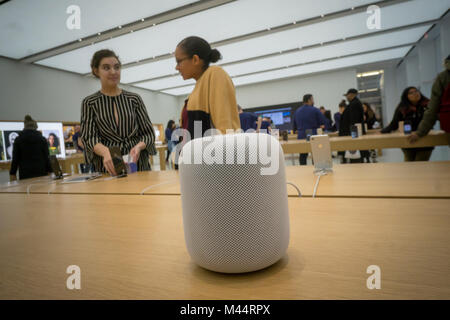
[360,150,371,163]
[299,153,308,165]
[338,151,346,164]
[402,148,433,162]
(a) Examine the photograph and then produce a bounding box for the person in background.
[363,102,376,130]
[333,100,346,132]
[81,49,156,175]
[409,54,450,143]
[165,120,177,162]
[339,88,365,163]
[238,105,262,132]
[9,115,51,181]
[319,106,326,115]
[323,110,333,132]
[334,100,347,161]
[175,36,240,138]
[268,117,276,130]
[360,102,376,163]
[173,99,189,171]
[293,94,325,165]
[260,116,272,134]
[72,125,84,153]
[381,87,432,161]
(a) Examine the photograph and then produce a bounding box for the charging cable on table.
[312,169,330,198]
[286,182,302,197]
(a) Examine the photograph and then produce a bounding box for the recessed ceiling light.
[78,39,82,42]
[141,18,145,22]
[118,25,122,29]
[97,32,101,36]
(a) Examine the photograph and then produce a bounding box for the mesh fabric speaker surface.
[179,133,290,273]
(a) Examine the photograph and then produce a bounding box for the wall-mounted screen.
[246,102,302,131]
[0,122,66,161]
[254,107,292,126]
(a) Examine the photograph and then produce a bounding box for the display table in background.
[281,131,450,154]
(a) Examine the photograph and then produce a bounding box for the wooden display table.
[281,131,450,154]
[0,194,448,299]
[1,161,450,199]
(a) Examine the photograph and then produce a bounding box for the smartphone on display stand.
[310,135,333,173]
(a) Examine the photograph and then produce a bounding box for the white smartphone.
[310,135,333,173]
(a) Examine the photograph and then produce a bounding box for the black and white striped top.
[80,90,156,173]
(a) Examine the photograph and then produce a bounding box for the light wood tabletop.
[2,161,449,199]
[0,194,448,299]
[281,130,450,154]
[0,170,180,195]
[284,161,450,199]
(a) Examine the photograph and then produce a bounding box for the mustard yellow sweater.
[186,65,241,136]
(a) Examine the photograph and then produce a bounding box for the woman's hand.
[94,143,117,176]
[130,142,146,163]
[102,148,117,176]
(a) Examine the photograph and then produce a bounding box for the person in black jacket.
[9,115,52,181]
[339,88,365,163]
[381,86,433,161]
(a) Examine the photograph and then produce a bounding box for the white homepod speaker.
[179,132,290,273]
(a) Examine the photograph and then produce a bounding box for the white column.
[381,66,399,126]
[439,14,450,63]
[417,38,438,97]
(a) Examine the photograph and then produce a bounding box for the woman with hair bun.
[174,36,240,137]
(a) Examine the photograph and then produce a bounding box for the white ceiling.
[0,0,199,59]
[136,25,429,91]
[1,0,449,96]
[161,46,411,95]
